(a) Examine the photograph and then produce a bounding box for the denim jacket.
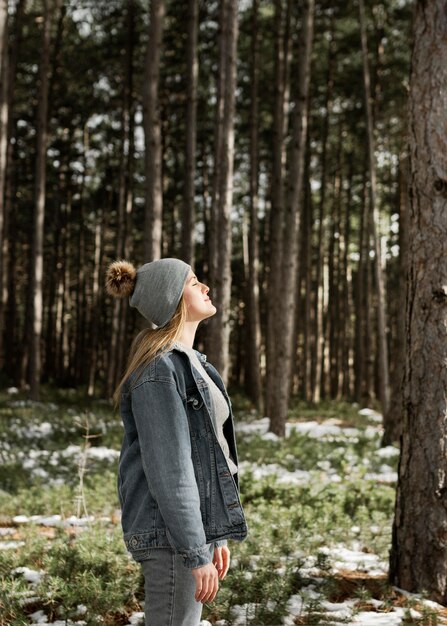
[117,343,248,569]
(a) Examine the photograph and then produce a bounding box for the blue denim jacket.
[117,343,248,569]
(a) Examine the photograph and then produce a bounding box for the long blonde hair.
[112,294,188,410]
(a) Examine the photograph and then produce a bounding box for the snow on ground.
[12,514,95,527]
[319,543,388,575]
[12,566,45,584]
[29,610,87,625]
[236,415,382,442]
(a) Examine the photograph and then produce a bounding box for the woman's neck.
[176,321,199,349]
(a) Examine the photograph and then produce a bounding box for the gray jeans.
[141,542,215,625]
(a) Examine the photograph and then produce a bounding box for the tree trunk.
[106,0,135,397]
[143,0,165,263]
[181,0,198,267]
[0,0,26,375]
[359,0,390,414]
[341,153,353,398]
[269,0,315,436]
[29,0,57,399]
[265,0,292,419]
[245,0,262,411]
[328,123,342,399]
[207,0,238,384]
[0,0,8,369]
[311,12,335,404]
[389,0,447,601]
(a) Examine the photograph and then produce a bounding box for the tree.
[358,0,390,414]
[207,0,238,384]
[181,0,198,266]
[0,0,9,361]
[268,0,315,436]
[143,0,165,263]
[245,0,262,411]
[389,0,447,602]
[265,0,292,420]
[29,0,62,400]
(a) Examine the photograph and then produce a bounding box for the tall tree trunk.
[265,0,292,419]
[207,0,238,384]
[341,153,353,398]
[1,0,26,375]
[311,11,335,404]
[359,0,390,414]
[269,0,315,436]
[390,0,447,601]
[328,123,342,399]
[143,0,165,264]
[107,0,135,397]
[29,0,57,399]
[181,0,198,266]
[354,165,369,402]
[0,0,8,368]
[245,0,262,411]
[300,166,312,401]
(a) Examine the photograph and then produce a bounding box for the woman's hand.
[191,562,219,603]
[213,545,230,580]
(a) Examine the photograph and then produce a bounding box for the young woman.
[105,257,248,626]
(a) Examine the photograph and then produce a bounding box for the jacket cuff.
[181,545,213,569]
[214,539,228,547]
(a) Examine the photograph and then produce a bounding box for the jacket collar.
[171,341,208,364]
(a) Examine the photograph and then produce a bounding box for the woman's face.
[183,270,217,322]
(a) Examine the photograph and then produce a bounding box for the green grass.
[0,385,437,626]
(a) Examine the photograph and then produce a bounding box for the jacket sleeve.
[130,379,212,569]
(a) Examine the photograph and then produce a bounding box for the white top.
[173,342,238,475]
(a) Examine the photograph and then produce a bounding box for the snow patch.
[12,566,45,584]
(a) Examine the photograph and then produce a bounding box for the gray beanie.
[129,258,191,327]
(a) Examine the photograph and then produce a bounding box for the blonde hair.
[112,294,188,410]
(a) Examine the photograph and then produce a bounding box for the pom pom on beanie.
[105,260,137,298]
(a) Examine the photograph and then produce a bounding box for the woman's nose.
[202,283,209,294]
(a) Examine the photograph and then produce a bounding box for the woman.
[105,257,248,626]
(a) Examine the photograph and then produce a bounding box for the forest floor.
[0,386,446,626]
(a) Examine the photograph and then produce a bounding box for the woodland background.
[0,0,412,441]
[2,0,447,618]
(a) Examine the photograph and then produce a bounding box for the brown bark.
[143,0,165,263]
[245,0,262,411]
[181,0,198,266]
[107,0,135,397]
[0,0,8,368]
[0,0,26,376]
[29,0,61,399]
[269,0,315,436]
[311,13,335,404]
[390,0,447,600]
[207,0,238,385]
[340,153,353,399]
[265,0,292,418]
[328,123,343,399]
